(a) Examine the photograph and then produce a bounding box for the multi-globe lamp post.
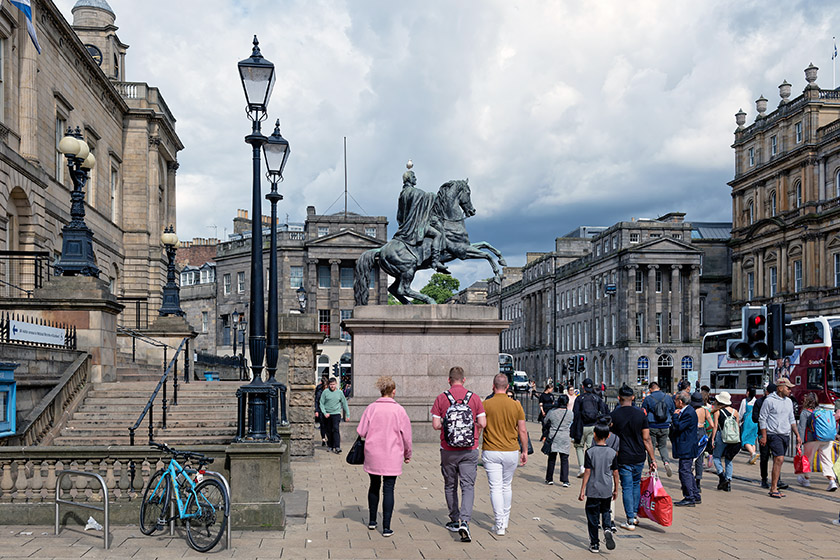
[54,127,100,277]
[234,36,289,441]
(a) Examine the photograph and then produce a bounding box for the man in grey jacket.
[758,377,802,498]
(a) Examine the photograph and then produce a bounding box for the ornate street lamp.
[158,225,184,317]
[234,36,279,442]
[231,309,240,357]
[54,126,100,277]
[296,285,307,314]
[263,119,290,425]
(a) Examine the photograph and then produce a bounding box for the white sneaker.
[833,519,840,526]
[577,467,585,478]
[618,521,635,531]
[797,475,811,488]
[492,524,505,536]
[664,462,673,477]
[829,480,839,492]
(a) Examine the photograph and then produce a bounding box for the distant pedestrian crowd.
[320,368,840,551]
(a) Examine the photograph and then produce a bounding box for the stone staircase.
[51,380,240,446]
[115,351,172,382]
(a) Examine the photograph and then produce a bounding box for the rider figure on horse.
[393,161,450,274]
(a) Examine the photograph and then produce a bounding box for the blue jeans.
[712,432,733,480]
[617,462,644,522]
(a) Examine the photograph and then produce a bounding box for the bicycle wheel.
[185,478,228,552]
[139,469,170,535]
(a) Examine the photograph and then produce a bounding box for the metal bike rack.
[167,470,231,551]
[55,470,109,549]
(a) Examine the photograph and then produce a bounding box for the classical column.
[626,265,638,343]
[819,233,828,288]
[689,265,701,341]
[306,258,318,317]
[19,38,38,161]
[647,265,658,343]
[670,265,681,343]
[329,259,341,338]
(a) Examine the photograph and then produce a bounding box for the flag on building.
[10,0,41,54]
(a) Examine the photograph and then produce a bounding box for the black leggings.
[368,474,397,530]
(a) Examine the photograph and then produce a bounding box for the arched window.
[637,356,650,385]
[681,356,693,382]
[609,356,616,386]
[657,354,673,368]
[769,190,777,216]
[748,199,754,224]
[835,169,840,199]
[795,180,803,207]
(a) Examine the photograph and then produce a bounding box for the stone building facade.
[213,206,389,363]
[0,0,181,317]
[492,214,731,393]
[730,63,840,320]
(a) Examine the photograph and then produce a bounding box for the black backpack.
[651,394,670,424]
[579,393,602,424]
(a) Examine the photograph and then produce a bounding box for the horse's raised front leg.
[400,273,435,304]
[389,278,411,305]
[470,241,507,267]
[462,246,501,280]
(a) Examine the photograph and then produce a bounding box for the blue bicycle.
[139,442,229,552]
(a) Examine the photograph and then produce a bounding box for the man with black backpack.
[641,382,675,477]
[572,378,609,478]
[431,366,487,543]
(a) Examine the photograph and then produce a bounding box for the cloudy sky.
[56,0,840,289]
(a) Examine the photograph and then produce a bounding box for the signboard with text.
[9,320,65,346]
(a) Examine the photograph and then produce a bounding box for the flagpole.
[834,37,837,89]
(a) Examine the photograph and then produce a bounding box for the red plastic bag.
[638,471,672,527]
[794,447,811,474]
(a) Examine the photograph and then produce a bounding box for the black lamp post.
[263,119,290,425]
[231,309,240,357]
[296,285,307,314]
[234,36,279,442]
[158,225,185,316]
[54,127,100,277]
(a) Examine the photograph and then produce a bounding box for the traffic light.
[767,303,794,359]
[567,356,575,373]
[728,305,768,360]
[577,354,586,373]
[332,363,339,377]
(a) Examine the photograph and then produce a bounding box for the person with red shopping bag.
[610,384,657,530]
[638,469,673,526]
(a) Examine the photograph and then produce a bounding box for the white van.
[512,371,529,392]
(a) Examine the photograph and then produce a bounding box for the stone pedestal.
[277,314,325,458]
[343,305,510,442]
[10,276,124,383]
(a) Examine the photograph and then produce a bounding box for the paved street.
[1,423,840,559]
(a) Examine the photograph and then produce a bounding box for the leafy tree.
[388,294,401,305]
[417,273,460,304]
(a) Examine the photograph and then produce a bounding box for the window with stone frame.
[656,312,663,343]
[201,312,208,333]
[365,227,377,238]
[835,254,840,288]
[770,190,777,216]
[795,121,803,144]
[611,314,616,344]
[655,270,662,292]
[637,356,650,385]
[636,312,644,342]
[770,135,777,156]
[794,260,803,292]
[318,309,331,337]
[318,265,330,288]
[681,356,693,382]
[223,273,231,295]
[55,114,66,183]
[747,271,754,300]
[795,180,803,207]
[290,266,303,288]
[110,166,119,223]
[636,270,643,292]
[748,147,755,166]
[340,266,354,288]
[237,271,245,293]
[318,226,329,237]
[630,233,640,244]
[595,318,600,346]
[769,266,777,297]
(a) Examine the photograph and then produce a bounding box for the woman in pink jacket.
[356,376,412,537]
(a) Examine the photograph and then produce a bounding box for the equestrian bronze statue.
[354,161,506,305]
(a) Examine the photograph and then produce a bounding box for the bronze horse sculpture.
[354,179,506,305]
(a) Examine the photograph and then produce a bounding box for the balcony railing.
[0,251,52,298]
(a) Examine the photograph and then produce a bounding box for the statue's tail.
[354,249,379,305]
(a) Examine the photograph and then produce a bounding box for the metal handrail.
[128,337,188,446]
[55,470,109,549]
[117,326,172,349]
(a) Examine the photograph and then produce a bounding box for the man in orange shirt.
[482,373,528,536]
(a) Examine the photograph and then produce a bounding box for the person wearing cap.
[320,376,350,454]
[641,381,675,477]
[610,384,657,530]
[710,392,740,492]
[571,378,609,478]
[758,377,802,498]
[690,391,712,492]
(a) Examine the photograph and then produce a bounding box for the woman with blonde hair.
[356,376,413,537]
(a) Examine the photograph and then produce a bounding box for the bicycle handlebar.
[150,442,214,465]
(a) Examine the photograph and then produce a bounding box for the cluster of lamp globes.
[57,126,96,170]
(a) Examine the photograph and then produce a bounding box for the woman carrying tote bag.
[356,376,413,537]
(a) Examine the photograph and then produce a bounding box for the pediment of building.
[628,237,700,254]
[306,229,383,249]
[828,235,840,249]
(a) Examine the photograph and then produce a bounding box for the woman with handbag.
[542,394,574,486]
[356,376,412,537]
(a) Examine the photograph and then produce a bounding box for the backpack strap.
[445,391,456,405]
[463,391,473,405]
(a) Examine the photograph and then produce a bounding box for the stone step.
[59,425,237,437]
[53,435,235,446]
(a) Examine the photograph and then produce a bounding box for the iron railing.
[117,297,150,329]
[128,336,191,446]
[0,250,52,298]
[0,311,76,350]
[117,326,169,364]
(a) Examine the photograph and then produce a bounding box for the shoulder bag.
[346,436,365,465]
[541,411,567,455]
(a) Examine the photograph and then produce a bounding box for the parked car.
[513,371,529,392]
